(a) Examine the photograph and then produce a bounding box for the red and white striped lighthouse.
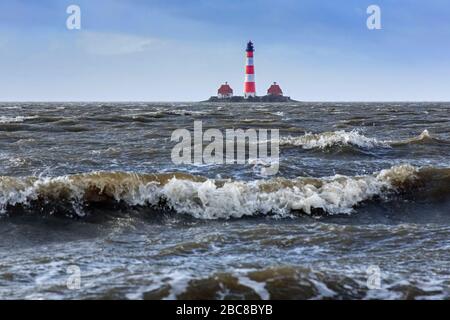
[244,41,256,98]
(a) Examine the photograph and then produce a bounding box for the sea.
[0,102,448,299]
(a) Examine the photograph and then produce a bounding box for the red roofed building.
[267,82,283,96]
[217,82,233,99]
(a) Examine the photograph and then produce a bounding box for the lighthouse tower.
[244,41,256,98]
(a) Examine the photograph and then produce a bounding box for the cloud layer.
[77,32,159,56]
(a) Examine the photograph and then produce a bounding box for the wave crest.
[1,165,444,219]
[280,130,387,150]
[388,129,447,146]
[280,130,446,151]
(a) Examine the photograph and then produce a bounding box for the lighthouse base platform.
[205,95,297,103]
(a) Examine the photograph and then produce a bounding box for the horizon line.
[1,100,450,104]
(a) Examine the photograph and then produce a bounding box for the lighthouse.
[244,41,256,98]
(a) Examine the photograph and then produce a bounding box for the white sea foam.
[160,164,418,218]
[236,275,270,300]
[0,116,38,124]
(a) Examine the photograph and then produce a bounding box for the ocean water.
[0,102,449,299]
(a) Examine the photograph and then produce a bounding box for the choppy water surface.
[0,102,449,299]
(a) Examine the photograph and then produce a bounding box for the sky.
[0,0,449,101]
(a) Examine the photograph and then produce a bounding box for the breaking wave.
[1,165,448,219]
[280,130,386,150]
[280,130,446,150]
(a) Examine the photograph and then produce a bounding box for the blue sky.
[0,0,449,101]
